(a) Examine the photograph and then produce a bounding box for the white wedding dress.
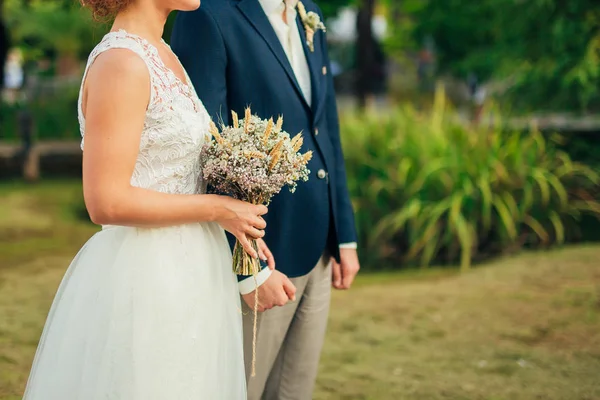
[23,30,246,399]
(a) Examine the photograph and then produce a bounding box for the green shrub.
[5,0,108,66]
[0,85,80,142]
[557,134,600,171]
[0,102,20,142]
[342,89,600,270]
[29,85,81,141]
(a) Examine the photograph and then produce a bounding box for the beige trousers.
[242,254,332,400]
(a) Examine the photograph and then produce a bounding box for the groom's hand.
[242,270,296,312]
[332,248,361,290]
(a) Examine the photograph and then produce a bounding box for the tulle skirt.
[23,223,246,399]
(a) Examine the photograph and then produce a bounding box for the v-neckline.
[109,29,192,92]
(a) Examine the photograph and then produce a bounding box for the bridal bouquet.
[201,107,312,276]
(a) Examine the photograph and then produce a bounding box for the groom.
[172,0,360,398]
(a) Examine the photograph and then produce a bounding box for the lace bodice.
[78,30,211,195]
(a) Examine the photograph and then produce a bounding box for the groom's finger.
[282,277,296,301]
[341,267,356,289]
[332,260,342,289]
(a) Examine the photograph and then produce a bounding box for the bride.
[23,0,264,398]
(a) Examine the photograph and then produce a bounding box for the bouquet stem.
[233,239,261,276]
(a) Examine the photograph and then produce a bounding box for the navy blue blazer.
[171,0,357,279]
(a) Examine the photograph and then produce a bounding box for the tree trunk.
[356,0,376,109]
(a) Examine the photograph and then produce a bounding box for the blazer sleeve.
[171,6,230,126]
[319,18,358,245]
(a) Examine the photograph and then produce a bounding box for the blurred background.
[1,0,600,399]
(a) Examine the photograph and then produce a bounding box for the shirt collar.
[259,0,299,15]
[259,0,284,15]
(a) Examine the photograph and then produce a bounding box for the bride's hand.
[214,196,268,258]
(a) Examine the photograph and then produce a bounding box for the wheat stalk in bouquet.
[202,107,312,276]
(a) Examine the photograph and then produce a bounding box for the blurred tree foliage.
[382,0,423,60]
[320,0,353,20]
[409,0,600,112]
[4,0,106,74]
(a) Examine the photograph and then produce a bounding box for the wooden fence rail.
[0,141,81,180]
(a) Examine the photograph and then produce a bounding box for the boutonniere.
[297,1,326,52]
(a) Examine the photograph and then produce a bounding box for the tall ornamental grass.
[342,90,600,270]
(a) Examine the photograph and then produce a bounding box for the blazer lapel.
[296,14,326,121]
[238,0,310,112]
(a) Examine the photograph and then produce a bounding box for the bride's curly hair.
[81,0,132,20]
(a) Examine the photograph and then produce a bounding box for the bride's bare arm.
[81,49,265,254]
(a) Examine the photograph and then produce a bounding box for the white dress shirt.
[239,0,356,294]
[260,0,312,105]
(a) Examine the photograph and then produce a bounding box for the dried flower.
[244,107,252,133]
[301,151,313,164]
[290,133,304,153]
[232,110,239,129]
[263,118,274,145]
[268,140,284,171]
[244,151,266,159]
[209,121,224,144]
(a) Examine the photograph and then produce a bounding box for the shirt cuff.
[339,242,358,249]
[238,267,273,295]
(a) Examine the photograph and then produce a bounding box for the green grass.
[1,181,600,399]
[0,180,96,269]
[318,248,600,399]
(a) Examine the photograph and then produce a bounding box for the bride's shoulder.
[89,48,148,79]
[85,31,150,86]
[80,47,150,133]
[85,47,150,97]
